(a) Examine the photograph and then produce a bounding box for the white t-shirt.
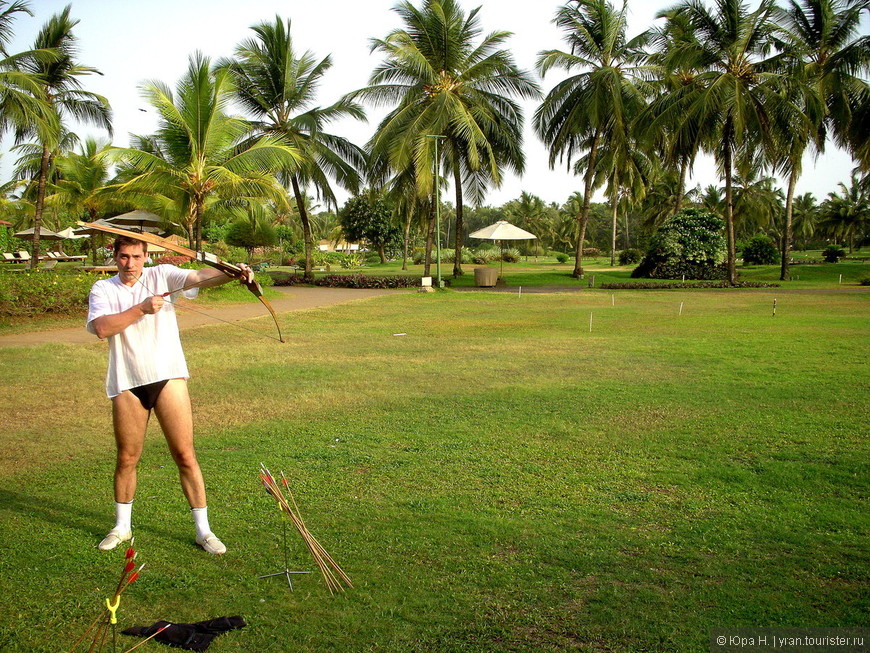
[87,265,199,398]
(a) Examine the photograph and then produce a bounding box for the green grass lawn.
[270,253,870,289]
[0,285,868,652]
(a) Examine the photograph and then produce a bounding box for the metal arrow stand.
[258,521,311,590]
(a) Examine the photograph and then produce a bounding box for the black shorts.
[129,380,169,411]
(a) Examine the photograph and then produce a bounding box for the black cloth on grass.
[121,616,246,651]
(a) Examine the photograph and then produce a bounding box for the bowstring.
[133,270,284,343]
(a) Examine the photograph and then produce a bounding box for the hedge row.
[270,272,421,289]
[601,281,780,289]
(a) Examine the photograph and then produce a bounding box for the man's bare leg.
[154,379,225,554]
[99,390,149,550]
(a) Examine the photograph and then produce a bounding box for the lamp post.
[425,134,446,288]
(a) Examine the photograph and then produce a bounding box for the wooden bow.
[77,221,284,343]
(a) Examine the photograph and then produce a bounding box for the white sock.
[114,501,133,533]
[191,507,212,539]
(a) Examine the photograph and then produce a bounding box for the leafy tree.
[535,0,648,277]
[220,16,366,276]
[632,208,727,279]
[110,53,300,249]
[226,207,278,261]
[355,0,540,277]
[339,192,401,263]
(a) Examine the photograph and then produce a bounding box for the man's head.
[113,236,148,286]
[113,235,147,257]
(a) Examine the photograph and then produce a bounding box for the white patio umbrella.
[106,210,164,232]
[469,220,537,277]
[13,226,64,240]
[55,226,89,239]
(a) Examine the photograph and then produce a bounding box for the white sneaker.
[98,529,132,551]
[196,533,226,555]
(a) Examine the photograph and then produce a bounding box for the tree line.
[0,0,867,279]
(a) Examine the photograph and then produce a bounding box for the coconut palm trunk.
[29,144,52,269]
[574,131,600,278]
[452,158,464,277]
[291,176,314,276]
[610,181,619,266]
[780,169,798,281]
[723,118,737,285]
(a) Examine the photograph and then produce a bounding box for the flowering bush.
[0,270,93,317]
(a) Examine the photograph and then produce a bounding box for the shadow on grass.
[0,487,187,548]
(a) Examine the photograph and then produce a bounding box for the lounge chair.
[2,253,17,263]
[40,258,58,270]
[15,251,31,263]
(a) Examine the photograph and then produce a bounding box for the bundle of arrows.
[68,541,162,653]
[259,463,353,594]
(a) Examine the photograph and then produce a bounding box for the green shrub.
[823,244,846,263]
[471,247,500,264]
[0,270,92,317]
[601,280,779,289]
[313,274,421,289]
[742,235,779,265]
[618,248,642,265]
[501,248,521,263]
[555,252,569,264]
[633,208,726,280]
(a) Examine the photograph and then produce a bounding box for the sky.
[3,0,866,210]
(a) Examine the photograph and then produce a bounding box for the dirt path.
[0,286,399,348]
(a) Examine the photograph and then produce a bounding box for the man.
[87,235,254,555]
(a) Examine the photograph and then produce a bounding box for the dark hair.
[113,235,148,255]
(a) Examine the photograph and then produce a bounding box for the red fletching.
[282,477,289,488]
[125,547,135,559]
[126,571,139,585]
[124,560,136,573]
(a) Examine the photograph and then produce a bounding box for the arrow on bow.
[77,221,285,343]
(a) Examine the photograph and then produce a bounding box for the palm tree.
[47,137,126,221]
[819,175,869,252]
[354,0,540,277]
[643,8,706,215]
[731,164,785,240]
[220,16,367,276]
[109,53,301,249]
[535,0,649,278]
[773,0,870,279]
[504,191,548,257]
[791,192,819,249]
[16,5,111,268]
[649,0,797,284]
[0,1,57,139]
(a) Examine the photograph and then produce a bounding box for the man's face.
[114,243,148,285]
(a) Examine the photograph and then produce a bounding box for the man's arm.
[90,296,165,339]
[184,264,255,290]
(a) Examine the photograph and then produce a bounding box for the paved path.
[0,286,398,348]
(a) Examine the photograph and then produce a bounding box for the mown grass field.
[0,285,867,652]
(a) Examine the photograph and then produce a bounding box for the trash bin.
[474,267,498,287]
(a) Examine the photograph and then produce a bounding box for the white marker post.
[589,311,593,332]
[679,301,684,316]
